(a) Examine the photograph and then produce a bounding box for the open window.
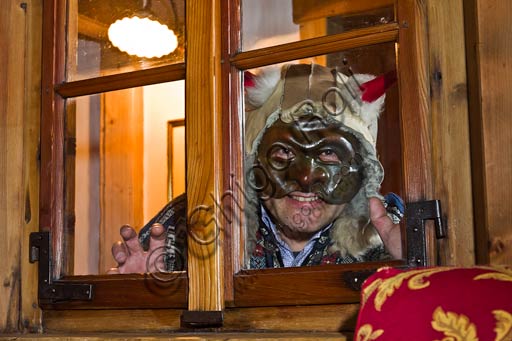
[220,0,441,308]
[35,0,441,330]
[37,0,188,309]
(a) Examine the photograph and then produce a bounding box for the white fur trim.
[245,66,281,108]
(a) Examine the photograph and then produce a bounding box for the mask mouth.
[287,192,323,203]
[273,183,330,202]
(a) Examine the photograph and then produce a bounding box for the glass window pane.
[242,0,395,51]
[68,0,185,81]
[71,81,186,275]
[242,45,401,269]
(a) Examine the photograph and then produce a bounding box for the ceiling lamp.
[108,0,178,58]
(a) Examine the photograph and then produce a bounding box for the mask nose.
[288,156,328,192]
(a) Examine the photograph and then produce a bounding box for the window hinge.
[29,231,93,303]
[344,199,447,291]
[405,199,446,267]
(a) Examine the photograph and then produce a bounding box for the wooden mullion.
[55,63,186,98]
[186,0,224,311]
[231,23,399,70]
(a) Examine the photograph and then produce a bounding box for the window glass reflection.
[242,46,402,269]
[71,81,185,275]
[241,0,395,51]
[69,0,185,81]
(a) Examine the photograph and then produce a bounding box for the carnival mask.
[253,116,363,205]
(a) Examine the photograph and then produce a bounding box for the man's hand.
[369,197,402,259]
[107,223,166,274]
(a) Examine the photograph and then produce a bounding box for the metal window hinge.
[405,199,446,267]
[344,199,447,291]
[29,231,93,303]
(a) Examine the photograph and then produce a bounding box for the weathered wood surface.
[40,304,358,334]
[465,0,512,265]
[427,0,475,265]
[1,332,347,341]
[396,0,432,203]
[20,0,43,333]
[0,0,42,333]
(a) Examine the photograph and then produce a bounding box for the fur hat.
[244,63,396,263]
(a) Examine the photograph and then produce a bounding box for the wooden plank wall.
[427,0,475,266]
[0,0,42,333]
[465,0,512,265]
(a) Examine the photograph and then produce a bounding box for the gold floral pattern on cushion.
[356,323,384,341]
[431,306,478,341]
[361,276,383,309]
[475,267,512,282]
[493,310,512,341]
[355,267,512,341]
[363,267,451,311]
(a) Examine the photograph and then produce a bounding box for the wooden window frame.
[220,0,433,308]
[38,0,431,315]
[39,0,191,310]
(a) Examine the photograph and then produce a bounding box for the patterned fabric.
[355,266,512,341]
[249,223,388,269]
[383,192,404,225]
[138,193,187,271]
[249,194,403,269]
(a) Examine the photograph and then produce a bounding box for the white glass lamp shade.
[108,16,178,58]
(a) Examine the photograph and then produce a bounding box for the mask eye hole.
[267,144,294,170]
[318,149,341,163]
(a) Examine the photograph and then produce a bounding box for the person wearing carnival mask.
[108,63,403,273]
[243,63,403,268]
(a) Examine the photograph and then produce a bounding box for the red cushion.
[355,266,512,341]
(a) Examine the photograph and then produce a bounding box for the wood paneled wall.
[427,0,475,266]
[0,0,42,333]
[465,0,512,265]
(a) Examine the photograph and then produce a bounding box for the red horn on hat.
[359,70,397,103]
[244,71,256,87]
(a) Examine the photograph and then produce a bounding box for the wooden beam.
[467,0,512,265]
[427,0,475,266]
[0,0,24,332]
[231,23,399,70]
[20,0,44,332]
[41,304,357,334]
[55,64,186,98]
[0,0,44,333]
[186,0,224,311]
